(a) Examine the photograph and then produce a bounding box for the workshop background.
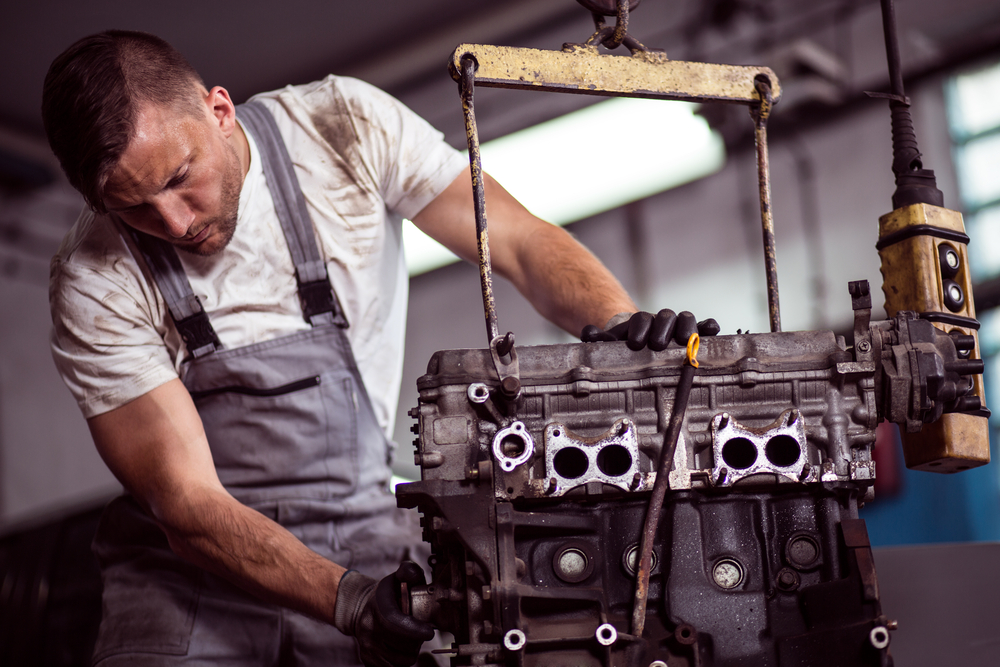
[1,0,999,664]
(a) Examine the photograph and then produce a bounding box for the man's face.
[103,97,241,256]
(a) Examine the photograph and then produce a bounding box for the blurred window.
[947,60,1000,282]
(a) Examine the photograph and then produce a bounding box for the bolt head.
[501,376,521,396]
[776,567,800,590]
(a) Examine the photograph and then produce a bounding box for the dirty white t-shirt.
[49,75,467,435]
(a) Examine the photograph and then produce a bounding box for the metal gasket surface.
[493,421,534,472]
[543,418,640,496]
[710,410,807,486]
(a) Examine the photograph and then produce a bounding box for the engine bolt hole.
[504,628,526,651]
[869,626,890,650]
[596,623,617,646]
[674,623,697,645]
[467,383,490,404]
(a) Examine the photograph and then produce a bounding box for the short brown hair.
[42,30,205,213]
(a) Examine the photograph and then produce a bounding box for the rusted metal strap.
[449,44,780,105]
[460,56,522,397]
[751,76,782,333]
[459,55,499,344]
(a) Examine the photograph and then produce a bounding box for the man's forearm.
[155,483,345,625]
[88,381,348,628]
[412,169,636,335]
[509,221,636,336]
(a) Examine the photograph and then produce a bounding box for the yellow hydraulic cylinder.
[878,202,990,472]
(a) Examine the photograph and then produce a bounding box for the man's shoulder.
[50,209,145,305]
[54,209,131,272]
[251,75,389,110]
[249,75,411,143]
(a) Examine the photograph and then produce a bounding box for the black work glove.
[334,561,435,667]
[581,309,720,351]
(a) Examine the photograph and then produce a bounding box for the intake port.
[501,433,526,458]
[492,421,534,472]
[597,444,632,477]
[722,438,757,469]
[553,447,589,479]
[765,434,800,467]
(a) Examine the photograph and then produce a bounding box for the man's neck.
[233,120,251,181]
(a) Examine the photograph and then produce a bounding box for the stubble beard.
[177,144,241,257]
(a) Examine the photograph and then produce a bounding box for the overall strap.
[126,99,351,359]
[127,228,222,358]
[236,101,348,328]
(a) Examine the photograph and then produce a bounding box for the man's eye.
[168,171,189,188]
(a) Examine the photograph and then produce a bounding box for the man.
[43,30,640,666]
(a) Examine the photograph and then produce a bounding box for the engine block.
[397,297,980,667]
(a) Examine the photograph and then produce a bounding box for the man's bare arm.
[412,167,637,335]
[87,378,345,623]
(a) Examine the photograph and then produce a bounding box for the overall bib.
[91,101,422,666]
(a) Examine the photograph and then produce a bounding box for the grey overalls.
[91,101,423,666]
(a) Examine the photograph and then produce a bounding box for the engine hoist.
[396,1,989,665]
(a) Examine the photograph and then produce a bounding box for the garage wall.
[0,181,120,531]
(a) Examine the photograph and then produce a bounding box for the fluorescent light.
[404,97,725,276]
[403,221,461,275]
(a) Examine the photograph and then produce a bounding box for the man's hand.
[334,562,435,667]
[582,309,720,351]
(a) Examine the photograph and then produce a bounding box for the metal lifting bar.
[451,8,785,345]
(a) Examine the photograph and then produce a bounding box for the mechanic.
[42,30,649,666]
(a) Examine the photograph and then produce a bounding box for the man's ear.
[205,86,237,138]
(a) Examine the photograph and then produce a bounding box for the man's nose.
[157,196,195,238]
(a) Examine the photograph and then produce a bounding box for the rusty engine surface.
[396,291,982,666]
